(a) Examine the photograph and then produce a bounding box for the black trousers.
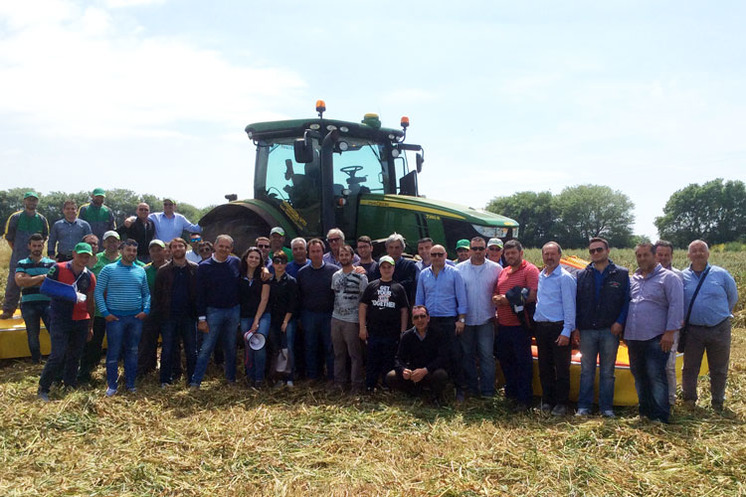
[386,368,449,399]
[535,321,571,406]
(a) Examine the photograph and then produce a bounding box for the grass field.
[1,241,745,495]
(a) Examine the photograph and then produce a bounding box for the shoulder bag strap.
[684,266,711,328]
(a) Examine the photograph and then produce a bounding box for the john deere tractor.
[200,101,519,255]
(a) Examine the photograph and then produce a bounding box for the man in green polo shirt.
[78,188,116,243]
[2,192,49,320]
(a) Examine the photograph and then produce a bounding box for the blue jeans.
[461,322,496,396]
[241,314,271,383]
[578,327,620,412]
[191,305,240,385]
[105,315,144,390]
[160,316,197,384]
[495,325,533,406]
[627,335,670,423]
[38,318,88,393]
[21,300,51,363]
[302,310,333,380]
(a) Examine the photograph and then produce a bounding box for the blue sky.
[1,1,744,239]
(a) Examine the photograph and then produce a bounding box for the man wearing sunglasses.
[119,203,155,263]
[456,237,501,398]
[386,305,450,406]
[322,228,360,266]
[186,233,203,264]
[572,237,630,418]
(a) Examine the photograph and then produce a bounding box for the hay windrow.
[1,243,745,495]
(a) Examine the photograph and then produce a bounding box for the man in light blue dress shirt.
[456,237,501,398]
[626,243,684,423]
[681,240,739,411]
[534,242,576,416]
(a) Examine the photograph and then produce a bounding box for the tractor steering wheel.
[340,165,364,178]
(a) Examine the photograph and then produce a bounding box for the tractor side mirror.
[294,138,314,163]
[416,153,424,173]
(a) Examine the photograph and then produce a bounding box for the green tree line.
[0,188,215,233]
[487,179,746,248]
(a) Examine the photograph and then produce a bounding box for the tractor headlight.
[471,224,509,238]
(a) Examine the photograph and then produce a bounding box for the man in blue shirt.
[148,198,201,244]
[681,240,739,412]
[625,243,684,423]
[416,243,468,400]
[456,236,501,398]
[48,200,92,261]
[534,242,577,416]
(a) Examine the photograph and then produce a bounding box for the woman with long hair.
[239,246,271,386]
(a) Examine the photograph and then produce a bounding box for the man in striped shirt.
[14,233,56,363]
[95,239,150,396]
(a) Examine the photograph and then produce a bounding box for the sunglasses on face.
[257,244,270,249]
[488,246,502,251]
[430,252,445,257]
[589,247,606,254]
[470,246,485,251]
[272,259,286,264]
[327,237,342,243]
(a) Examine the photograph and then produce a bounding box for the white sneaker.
[575,407,591,417]
[286,380,294,387]
[601,410,616,418]
[105,388,117,397]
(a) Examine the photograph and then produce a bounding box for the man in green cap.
[37,242,97,401]
[78,188,115,243]
[2,192,49,320]
[454,239,471,264]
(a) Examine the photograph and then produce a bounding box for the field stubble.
[1,241,745,495]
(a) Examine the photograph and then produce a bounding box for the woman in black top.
[239,247,271,386]
[268,250,299,386]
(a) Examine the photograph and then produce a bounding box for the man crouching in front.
[386,305,450,407]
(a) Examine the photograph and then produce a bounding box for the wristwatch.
[458,318,465,324]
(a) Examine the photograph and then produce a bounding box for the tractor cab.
[200,101,518,256]
[248,101,422,240]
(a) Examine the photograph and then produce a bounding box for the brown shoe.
[0,311,14,320]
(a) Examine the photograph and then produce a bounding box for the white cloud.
[0,0,306,139]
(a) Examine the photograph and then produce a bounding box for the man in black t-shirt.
[359,255,409,392]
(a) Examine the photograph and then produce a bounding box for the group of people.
[3,190,740,421]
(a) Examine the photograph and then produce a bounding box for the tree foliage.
[486,184,635,248]
[486,191,555,248]
[1,188,209,235]
[654,179,746,246]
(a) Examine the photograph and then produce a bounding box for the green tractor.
[200,101,519,256]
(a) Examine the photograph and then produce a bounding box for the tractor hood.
[359,194,518,227]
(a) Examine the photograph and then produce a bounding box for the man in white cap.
[2,191,49,319]
[269,226,292,260]
[486,238,504,267]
